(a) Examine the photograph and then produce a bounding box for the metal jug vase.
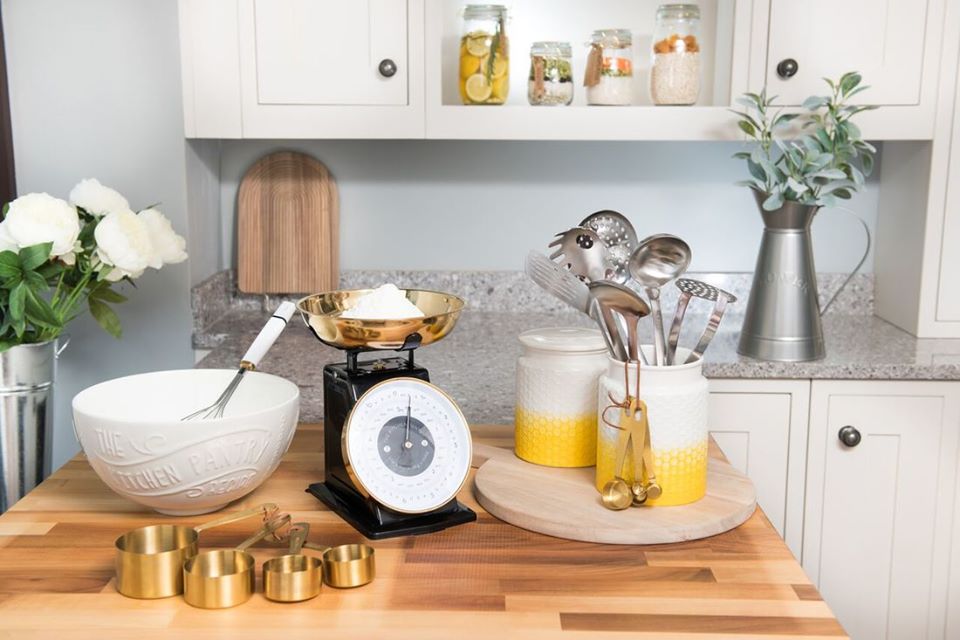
[738,193,824,362]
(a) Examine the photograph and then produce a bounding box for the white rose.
[94,209,155,281]
[139,208,187,266]
[0,192,81,261]
[69,178,129,217]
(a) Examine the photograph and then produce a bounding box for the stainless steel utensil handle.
[666,292,692,366]
[645,287,666,366]
[685,297,729,364]
[590,298,628,361]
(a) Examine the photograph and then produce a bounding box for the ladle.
[628,235,692,366]
[586,282,651,363]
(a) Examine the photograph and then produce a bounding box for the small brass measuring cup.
[114,502,279,599]
[183,513,292,609]
[304,540,376,588]
[263,522,322,602]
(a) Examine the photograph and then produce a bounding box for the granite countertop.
[196,308,960,425]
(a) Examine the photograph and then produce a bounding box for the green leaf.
[802,95,828,111]
[732,151,752,160]
[89,298,122,339]
[89,286,128,304]
[747,159,767,182]
[839,72,862,96]
[22,270,47,291]
[833,188,853,199]
[762,191,784,211]
[862,153,875,176]
[18,243,52,271]
[737,120,757,137]
[37,262,64,280]
[24,288,60,329]
[1,203,8,219]
[773,112,800,128]
[8,282,26,322]
[0,251,20,281]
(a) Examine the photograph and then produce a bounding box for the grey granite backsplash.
[193,269,873,347]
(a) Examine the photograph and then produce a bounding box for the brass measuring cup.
[303,540,376,588]
[262,522,322,602]
[183,513,292,609]
[114,502,279,599]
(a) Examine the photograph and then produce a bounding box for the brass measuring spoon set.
[601,362,662,511]
[114,503,375,608]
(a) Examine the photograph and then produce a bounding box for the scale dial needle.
[403,396,412,450]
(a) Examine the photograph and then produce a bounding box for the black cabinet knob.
[838,425,862,448]
[776,58,799,79]
[378,59,397,78]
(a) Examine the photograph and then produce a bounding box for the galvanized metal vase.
[738,192,825,362]
[0,338,66,512]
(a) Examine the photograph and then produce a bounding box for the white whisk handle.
[241,301,296,369]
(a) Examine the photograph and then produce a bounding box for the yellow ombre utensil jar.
[596,347,709,506]
[514,328,608,467]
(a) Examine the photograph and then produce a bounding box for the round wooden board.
[473,446,757,545]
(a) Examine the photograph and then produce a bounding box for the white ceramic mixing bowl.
[72,369,300,515]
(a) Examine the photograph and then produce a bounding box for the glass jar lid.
[519,327,607,353]
[463,4,507,19]
[656,4,701,21]
[531,41,572,58]
[590,29,632,48]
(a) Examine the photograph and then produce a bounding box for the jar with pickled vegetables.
[584,29,634,106]
[459,4,509,105]
[528,41,574,106]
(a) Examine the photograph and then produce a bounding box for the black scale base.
[306,348,476,540]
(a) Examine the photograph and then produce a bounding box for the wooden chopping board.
[472,440,757,545]
[237,151,339,293]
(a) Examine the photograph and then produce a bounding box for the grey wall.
[216,140,880,276]
[3,0,195,469]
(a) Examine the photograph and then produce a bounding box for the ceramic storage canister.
[515,328,608,467]
[596,346,708,506]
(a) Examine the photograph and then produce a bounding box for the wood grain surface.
[0,424,846,639]
[237,151,338,294]
[473,442,757,545]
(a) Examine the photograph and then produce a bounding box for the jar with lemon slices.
[459,5,509,105]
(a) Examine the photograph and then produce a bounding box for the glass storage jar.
[650,4,702,105]
[596,347,709,506]
[528,41,574,106]
[459,4,509,105]
[515,328,608,468]
[584,29,634,106]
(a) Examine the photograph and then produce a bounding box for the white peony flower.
[139,208,187,266]
[0,192,81,261]
[69,178,129,217]
[94,209,155,281]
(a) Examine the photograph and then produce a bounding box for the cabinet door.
[804,381,959,640]
[766,0,927,106]
[935,42,960,321]
[707,379,809,559]
[251,0,407,106]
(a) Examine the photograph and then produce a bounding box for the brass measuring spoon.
[263,522,322,602]
[601,412,634,510]
[303,540,376,588]
[183,513,292,609]
[114,502,279,599]
[628,398,649,505]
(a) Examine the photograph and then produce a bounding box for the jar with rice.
[584,29,634,106]
[650,4,702,105]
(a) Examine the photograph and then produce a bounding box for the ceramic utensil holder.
[596,347,708,506]
[515,328,608,467]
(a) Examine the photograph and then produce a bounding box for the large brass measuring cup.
[114,503,279,599]
[262,522,322,602]
[304,540,375,588]
[183,513,292,609]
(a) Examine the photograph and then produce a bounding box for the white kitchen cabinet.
[177,0,425,138]
[803,381,960,640]
[707,379,809,559]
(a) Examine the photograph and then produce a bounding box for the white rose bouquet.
[0,179,187,349]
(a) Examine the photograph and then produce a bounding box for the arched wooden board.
[237,151,339,294]
[472,443,757,545]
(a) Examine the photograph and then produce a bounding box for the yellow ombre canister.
[514,328,608,467]
[596,346,709,506]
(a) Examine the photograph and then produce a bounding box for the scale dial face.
[343,377,472,514]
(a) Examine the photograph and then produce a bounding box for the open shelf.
[425,0,747,140]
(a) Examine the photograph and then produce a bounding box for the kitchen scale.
[297,289,476,540]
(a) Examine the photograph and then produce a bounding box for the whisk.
[182,301,296,420]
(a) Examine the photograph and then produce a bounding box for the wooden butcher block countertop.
[0,423,846,639]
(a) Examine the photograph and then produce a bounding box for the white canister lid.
[518,327,607,353]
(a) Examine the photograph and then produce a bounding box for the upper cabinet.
[250,0,408,107]
[178,0,948,140]
[765,0,927,106]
